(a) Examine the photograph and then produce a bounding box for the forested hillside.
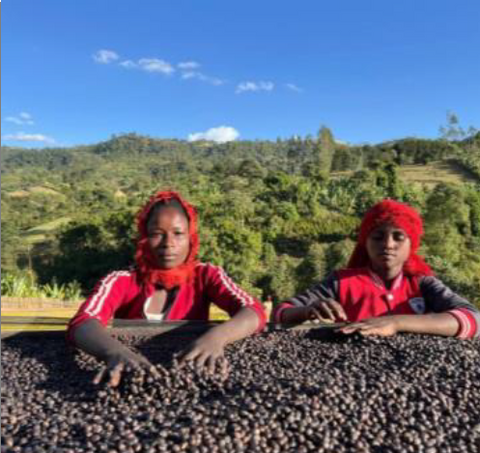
[2,127,480,305]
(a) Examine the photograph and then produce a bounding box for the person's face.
[366,224,411,276]
[147,207,190,269]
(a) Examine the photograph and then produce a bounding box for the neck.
[371,264,402,284]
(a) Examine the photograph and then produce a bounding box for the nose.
[160,233,175,248]
[383,234,396,249]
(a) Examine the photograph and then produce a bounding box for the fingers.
[338,321,394,337]
[219,357,229,379]
[108,362,124,387]
[134,356,160,378]
[309,299,348,323]
[328,300,348,322]
[359,328,381,336]
[205,354,228,376]
[310,299,346,322]
[308,307,325,322]
[338,322,368,335]
[93,367,106,385]
[147,364,161,378]
[201,354,231,379]
[178,347,202,368]
[207,355,217,375]
[359,326,395,337]
[316,302,335,321]
[94,350,157,388]
[93,362,125,387]
[195,352,210,371]
[178,343,226,376]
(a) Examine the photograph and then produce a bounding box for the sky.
[2,0,480,148]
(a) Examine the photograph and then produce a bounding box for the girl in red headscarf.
[68,191,267,387]
[273,199,479,339]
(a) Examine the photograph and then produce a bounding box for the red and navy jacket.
[68,263,267,339]
[273,267,479,339]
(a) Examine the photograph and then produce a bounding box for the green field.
[398,161,478,187]
[23,217,72,244]
[332,160,477,187]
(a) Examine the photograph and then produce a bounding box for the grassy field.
[6,185,64,198]
[332,160,478,187]
[398,161,478,187]
[29,186,64,196]
[23,217,72,244]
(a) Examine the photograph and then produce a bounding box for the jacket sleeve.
[66,271,132,342]
[420,276,479,339]
[203,264,267,333]
[271,272,339,323]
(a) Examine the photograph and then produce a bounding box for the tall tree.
[316,126,336,176]
[439,111,478,142]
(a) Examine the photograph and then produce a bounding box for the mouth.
[379,253,396,260]
[158,254,177,261]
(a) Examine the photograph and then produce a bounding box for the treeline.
[453,132,480,180]
[1,131,474,177]
[2,128,478,235]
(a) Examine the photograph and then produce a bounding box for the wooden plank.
[1,319,346,339]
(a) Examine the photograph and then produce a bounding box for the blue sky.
[2,0,479,147]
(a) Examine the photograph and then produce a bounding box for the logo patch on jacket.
[408,297,426,314]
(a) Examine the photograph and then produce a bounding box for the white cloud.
[93,49,120,64]
[178,61,200,70]
[188,126,239,143]
[5,118,23,125]
[5,112,35,126]
[181,71,197,80]
[119,60,137,68]
[285,83,303,93]
[181,71,224,86]
[138,58,174,75]
[178,60,223,85]
[94,53,226,86]
[2,132,55,144]
[235,81,274,94]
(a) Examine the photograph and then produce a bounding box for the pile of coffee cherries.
[2,329,479,452]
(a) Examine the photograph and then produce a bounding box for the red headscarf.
[347,199,433,276]
[135,191,200,289]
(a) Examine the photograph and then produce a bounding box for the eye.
[371,232,385,241]
[393,232,406,241]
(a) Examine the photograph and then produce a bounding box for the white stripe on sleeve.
[85,271,131,317]
[217,267,255,307]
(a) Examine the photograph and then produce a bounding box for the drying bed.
[2,322,480,452]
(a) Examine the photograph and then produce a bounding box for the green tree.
[439,111,478,142]
[423,184,470,264]
[316,126,336,176]
[270,254,299,302]
[296,243,328,291]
